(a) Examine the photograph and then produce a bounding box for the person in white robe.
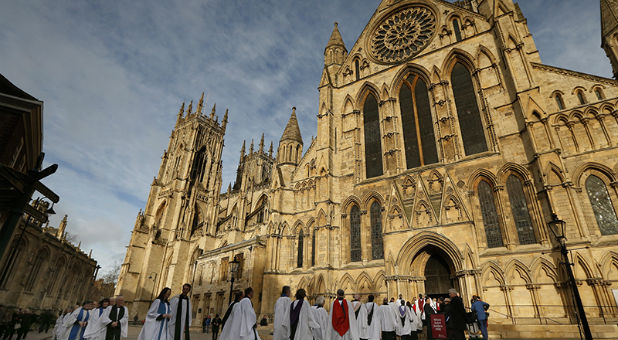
[379,298,397,340]
[218,292,243,340]
[326,289,359,340]
[219,287,261,340]
[395,301,413,340]
[350,294,368,340]
[310,296,329,340]
[412,294,425,322]
[283,289,318,340]
[138,288,172,340]
[83,298,110,340]
[100,296,129,339]
[407,301,423,337]
[65,301,94,340]
[55,308,72,340]
[168,283,193,340]
[363,295,381,340]
[272,286,291,340]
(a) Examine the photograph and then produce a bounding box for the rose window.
[370,6,436,63]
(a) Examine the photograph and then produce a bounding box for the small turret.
[240,140,246,159]
[186,100,193,116]
[210,103,216,120]
[197,92,204,114]
[259,133,265,152]
[222,109,229,129]
[324,22,347,69]
[277,107,303,165]
[57,214,68,239]
[269,141,273,157]
[176,102,185,126]
[250,139,254,154]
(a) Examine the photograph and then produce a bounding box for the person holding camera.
[470,296,490,340]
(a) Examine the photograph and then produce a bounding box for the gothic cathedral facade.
[117,0,618,337]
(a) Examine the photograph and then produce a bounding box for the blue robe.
[68,308,90,340]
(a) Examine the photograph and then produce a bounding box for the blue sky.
[0,0,611,276]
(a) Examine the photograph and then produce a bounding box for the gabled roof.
[0,74,37,100]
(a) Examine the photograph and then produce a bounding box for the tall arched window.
[25,249,48,292]
[350,205,362,262]
[452,19,463,42]
[594,88,604,100]
[190,146,207,183]
[506,175,536,244]
[451,62,488,155]
[585,175,618,235]
[370,202,384,260]
[555,93,565,110]
[297,230,304,268]
[399,75,438,169]
[364,93,383,178]
[312,229,316,266]
[577,90,586,105]
[355,59,360,81]
[477,181,504,248]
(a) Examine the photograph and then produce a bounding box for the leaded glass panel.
[297,230,304,268]
[506,175,536,244]
[350,206,361,262]
[415,78,438,165]
[364,94,384,178]
[586,175,618,235]
[451,62,488,155]
[370,202,384,260]
[478,181,503,248]
[312,229,316,266]
[453,20,462,42]
[400,82,421,169]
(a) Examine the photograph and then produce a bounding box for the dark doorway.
[424,252,454,297]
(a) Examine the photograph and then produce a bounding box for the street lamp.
[547,214,592,340]
[228,257,240,304]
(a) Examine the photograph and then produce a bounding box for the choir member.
[138,288,172,340]
[379,298,397,340]
[363,295,381,340]
[101,296,129,340]
[272,286,291,340]
[285,288,318,340]
[219,287,260,340]
[169,284,193,340]
[83,298,110,340]
[65,301,93,340]
[310,296,329,340]
[351,294,368,340]
[326,289,359,340]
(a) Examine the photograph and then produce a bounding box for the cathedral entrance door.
[424,253,453,299]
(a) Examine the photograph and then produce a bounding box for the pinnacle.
[601,0,618,38]
[280,107,303,144]
[325,22,346,50]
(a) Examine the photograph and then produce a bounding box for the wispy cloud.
[0,0,610,275]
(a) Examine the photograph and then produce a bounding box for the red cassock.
[332,299,350,336]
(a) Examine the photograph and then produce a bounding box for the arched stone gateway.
[393,231,479,302]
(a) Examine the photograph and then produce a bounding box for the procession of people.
[32,282,487,340]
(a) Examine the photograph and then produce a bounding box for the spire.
[250,139,254,154]
[57,214,67,239]
[210,103,216,119]
[186,100,193,116]
[280,107,303,144]
[269,141,273,157]
[197,92,204,114]
[222,109,228,129]
[227,183,231,193]
[176,102,185,125]
[259,133,264,152]
[325,22,346,51]
[240,140,246,159]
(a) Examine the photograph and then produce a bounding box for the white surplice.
[83,307,108,340]
[350,301,368,339]
[283,300,318,340]
[378,304,397,333]
[407,306,423,332]
[272,296,291,340]
[138,299,171,340]
[64,307,90,340]
[219,297,261,340]
[363,302,381,340]
[168,295,192,340]
[310,306,329,340]
[59,313,74,340]
[99,305,129,338]
[394,304,412,337]
[326,299,359,340]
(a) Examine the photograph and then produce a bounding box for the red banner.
[430,314,447,339]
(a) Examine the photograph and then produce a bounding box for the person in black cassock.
[211,314,221,340]
[446,289,467,340]
[169,284,193,340]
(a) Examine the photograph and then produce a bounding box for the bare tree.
[101,261,121,285]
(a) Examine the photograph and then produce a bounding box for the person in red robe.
[326,289,359,340]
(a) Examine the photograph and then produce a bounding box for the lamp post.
[228,257,240,305]
[148,272,158,301]
[547,214,592,340]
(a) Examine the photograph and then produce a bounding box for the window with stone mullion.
[350,205,362,262]
[370,202,384,260]
[363,94,384,178]
[506,175,536,245]
[477,180,504,248]
[586,175,618,235]
[297,230,304,268]
[451,62,488,156]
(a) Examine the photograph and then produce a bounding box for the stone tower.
[115,93,227,316]
[601,0,618,78]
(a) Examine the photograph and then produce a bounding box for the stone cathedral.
[117,0,618,337]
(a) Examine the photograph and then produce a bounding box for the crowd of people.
[0,307,56,340]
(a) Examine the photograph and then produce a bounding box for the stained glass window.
[355,59,360,81]
[453,19,462,42]
[364,94,384,178]
[400,75,438,169]
[478,181,504,247]
[297,230,304,268]
[506,175,536,244]
[312,229,316,266]
[577,90,586,105]
[451,62,488,155]
[555,94,565,110]
[370,202,384,260]
[586,175,618,235]
[350,205,362,262]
